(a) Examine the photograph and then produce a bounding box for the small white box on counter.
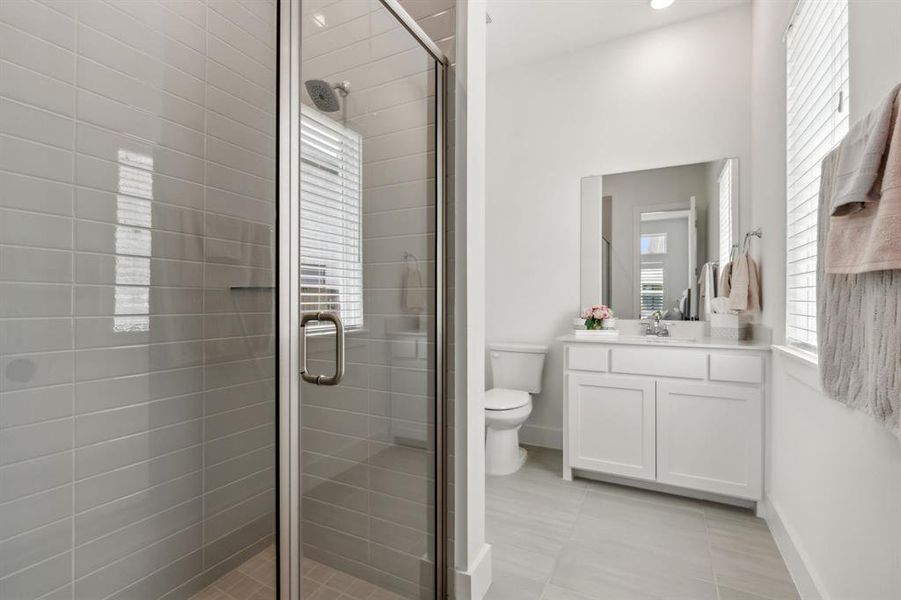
[710,313,751,341]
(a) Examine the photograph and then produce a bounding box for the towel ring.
[741,228,762,254]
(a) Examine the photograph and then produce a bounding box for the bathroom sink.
[645,337,698,344]
[617,335,699,344]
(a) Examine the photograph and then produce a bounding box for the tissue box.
[710,313,750,340]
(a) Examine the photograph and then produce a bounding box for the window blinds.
[640,265,665,318]
[785,0,849,350]
[718,160,734,266]
[299,105,363,331]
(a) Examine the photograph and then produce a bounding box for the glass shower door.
[296,1,445,597]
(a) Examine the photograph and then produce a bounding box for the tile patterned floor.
[190,545,276,600]
[299,558,407,600]
[485,446,801,600]
[190,544,404,600]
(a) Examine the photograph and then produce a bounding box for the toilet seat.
[485,388,530,410]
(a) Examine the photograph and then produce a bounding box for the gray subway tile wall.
[0,1,276,598]
[298,1,455,598]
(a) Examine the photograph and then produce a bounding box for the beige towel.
[728,254,760,313]
[718,261,733,298]
[402,265,426,313]
[826,87,901,273]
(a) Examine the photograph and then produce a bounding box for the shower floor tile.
[190,545,404,600]
[191,545,276,600]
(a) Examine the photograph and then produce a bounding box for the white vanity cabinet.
[561,337,768,502]
[567,373,656,481]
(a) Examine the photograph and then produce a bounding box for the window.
[639,233,667,317]
[640,265,665,318]
[785,0,849,350]
[718,159,734,266]
[300,105,363,331]
[640,233,667,255]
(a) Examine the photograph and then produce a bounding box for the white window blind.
[639,233,667,317]
[300,104,363,331]
[640,264,665,318]
[718,159,734,266]
[785,0,849,350]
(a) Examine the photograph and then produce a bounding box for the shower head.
[305,79,350,113]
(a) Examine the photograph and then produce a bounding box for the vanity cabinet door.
[656,382,762,499]
[567,373,656,481]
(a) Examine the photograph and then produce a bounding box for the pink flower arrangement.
[581,305,613,330]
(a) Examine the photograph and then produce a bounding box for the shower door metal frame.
[277,0,300,597]
[277,1,450,598]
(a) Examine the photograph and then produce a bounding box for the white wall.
[486,5,752,448]
[455,1,492,598]
[751,2,901,599]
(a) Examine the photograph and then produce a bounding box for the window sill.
[771,344,818,369]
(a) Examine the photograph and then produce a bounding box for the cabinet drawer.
[709,353,763,384]
[566,345,608,371]
[610,347,705,379]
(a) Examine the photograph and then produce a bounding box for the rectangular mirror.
[581,158,739,320]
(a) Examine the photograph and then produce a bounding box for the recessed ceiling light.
[650,0,675,9]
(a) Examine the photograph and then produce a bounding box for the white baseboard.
[454,543,492,600]
[519,424,561,450]
[762,496,827,600]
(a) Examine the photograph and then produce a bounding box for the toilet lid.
[485,388,530,410]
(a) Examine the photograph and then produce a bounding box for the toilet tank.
[488,343,548,394]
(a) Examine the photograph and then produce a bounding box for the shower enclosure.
[0,0,451,598]
[282,1,451,598]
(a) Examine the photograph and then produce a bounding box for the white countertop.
[556,333,772,351]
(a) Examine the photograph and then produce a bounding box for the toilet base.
[514,446,528,471]
[486,433,528,476]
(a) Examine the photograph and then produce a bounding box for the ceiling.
[486,0,750,72]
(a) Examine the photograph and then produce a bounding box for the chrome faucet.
[642,311,671,337]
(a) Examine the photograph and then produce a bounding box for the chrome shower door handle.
[300,312,345,386]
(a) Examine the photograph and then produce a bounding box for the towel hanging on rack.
[825,85,901,274]
[817,147,901,438]
[728,253,761,313]
[719,258,734,298]
[402,252,426,313]
[698,262,717,319]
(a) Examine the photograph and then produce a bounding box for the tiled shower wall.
[299,0,455,598]
[0,1,276,598]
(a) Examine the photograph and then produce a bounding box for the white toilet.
[485,342,548,475]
